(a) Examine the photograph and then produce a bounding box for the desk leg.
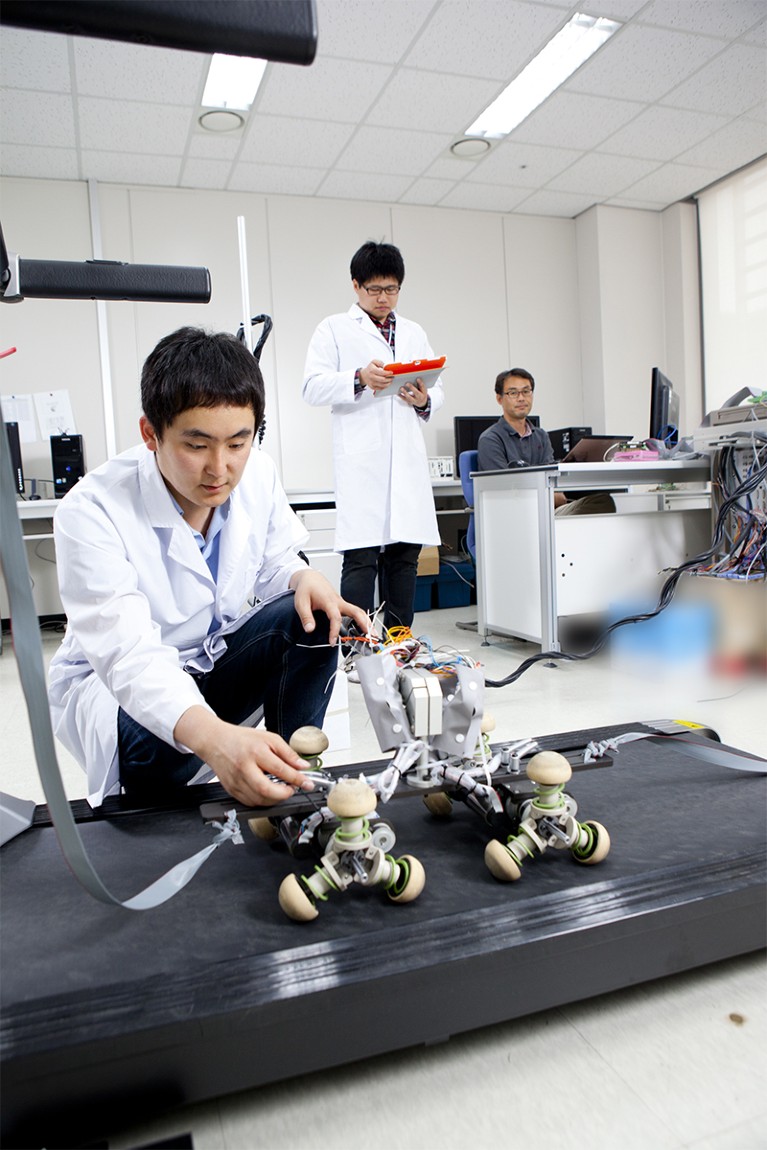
[538,481,560,653]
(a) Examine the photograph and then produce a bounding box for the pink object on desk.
[613,449,660,461]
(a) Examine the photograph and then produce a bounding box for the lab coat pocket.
[338,394,385,455]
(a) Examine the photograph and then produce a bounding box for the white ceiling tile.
[317,170,414,202]
[741,18,766,47]
[257,57,393,123]
[660,44,767,117]
[365,68,500,133]
[423,154,482,179]
[676,116,767,173]
[566,24,728,103]
[509,92,646,151]
[514,188,601,217]
[80,151,182,185]
[315,0,435,63]
[78,97,191,154]
[0,89,76,147]
[619,161,725,203]
[335,125,451,177]
[597,105,730,161]
[239,115,355,167]
[439,181,531,212]
[547,152,661,197]
[637,0,767,40]
[73,36,204,104]
[0,143,78,180]
[188,132,242,161]
[180,158,232,190]
[467,141,583,187]
[403,0,569,80]
[0,28,71,91]
[398,177,456,206]
[587,0,649,19]
[228,164,326,195]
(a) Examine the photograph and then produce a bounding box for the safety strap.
[584,730,766,772]
[0,405,242,909]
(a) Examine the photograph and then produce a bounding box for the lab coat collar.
[138,444,185,528]
[348,302,397,347]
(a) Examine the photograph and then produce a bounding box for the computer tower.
[4,421,24,495]
[51,433,85,498]
[548,426,591,461]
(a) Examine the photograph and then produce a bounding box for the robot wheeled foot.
[485,750,611,882]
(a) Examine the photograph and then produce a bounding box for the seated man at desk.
[477,368,613,515]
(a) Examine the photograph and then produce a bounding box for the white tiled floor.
[2,606,766,1150]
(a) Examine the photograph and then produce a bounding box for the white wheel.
[485,839,522,882]
[423,791,453,818]
[572,820,611,865]
[278,873,318,921]
[387,855,426,904]
[248,816,278,842]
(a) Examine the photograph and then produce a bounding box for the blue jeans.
[118,593,337,796]
[340,542,421,632]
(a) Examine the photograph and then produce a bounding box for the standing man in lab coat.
[303,241,444,633]
[48,327,370,809]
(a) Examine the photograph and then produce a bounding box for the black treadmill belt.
[1,731,764,1149]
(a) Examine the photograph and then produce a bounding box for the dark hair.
[350,241,405,286]
[495,368,535,396]
[141,327,265,438]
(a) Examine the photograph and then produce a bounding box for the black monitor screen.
[650,368,680,445]
[454,414,539,471]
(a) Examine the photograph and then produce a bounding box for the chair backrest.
[458,450,478,508]
[458,450,478,560]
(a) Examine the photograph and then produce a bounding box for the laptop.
[562,435,633,463]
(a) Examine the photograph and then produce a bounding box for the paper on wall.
[33,390,76,438]
[0,394,37,443]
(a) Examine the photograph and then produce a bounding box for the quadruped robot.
[239,627,611,922]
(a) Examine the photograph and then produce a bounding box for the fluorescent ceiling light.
[202,54,267,111]
[466,12,621,139]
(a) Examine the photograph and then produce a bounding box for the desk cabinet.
[474,461,712,651]
[2,500,63,622]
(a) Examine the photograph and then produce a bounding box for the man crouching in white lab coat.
[48,327,370,809]
[303,241,444,633]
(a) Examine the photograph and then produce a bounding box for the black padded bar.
[17,258,211,303]
[0,0,318,66]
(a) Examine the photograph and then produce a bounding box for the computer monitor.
[454,414,539,471]
[649,367,680,445]
[4,421,24,495]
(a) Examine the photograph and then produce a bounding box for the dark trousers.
[118,592,337,797]
[340,542,421,632]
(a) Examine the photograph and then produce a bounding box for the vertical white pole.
[87,179,117,458]
[237,216,252,352]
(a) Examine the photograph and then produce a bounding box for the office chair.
[458,449,478,561]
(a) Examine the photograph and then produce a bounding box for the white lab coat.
[303,304,445,551]
[48,443,309,806]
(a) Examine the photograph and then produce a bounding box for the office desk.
[474,460,712,651]
[1,499,63,629]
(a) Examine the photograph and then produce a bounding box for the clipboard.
[374,356,446,398]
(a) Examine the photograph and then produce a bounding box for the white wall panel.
[503,214,583,432]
